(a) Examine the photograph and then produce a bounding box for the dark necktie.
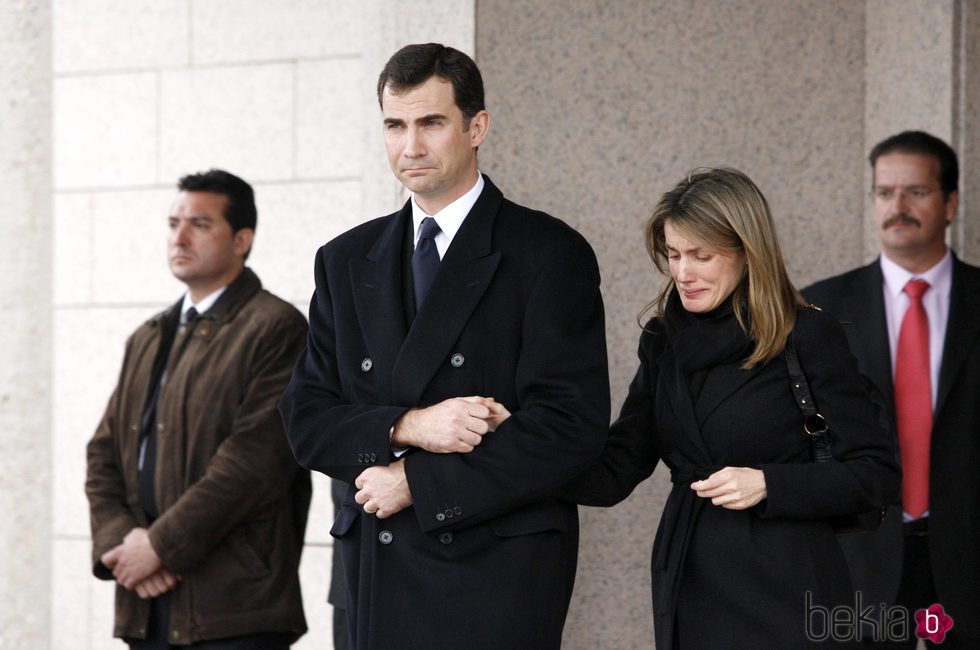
[412,217,442,308]
[895,279,931,519]
[138,306,200,520]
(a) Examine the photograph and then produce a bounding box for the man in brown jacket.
[86,169,311,649]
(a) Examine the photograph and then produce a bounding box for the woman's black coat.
[566,306,900,649]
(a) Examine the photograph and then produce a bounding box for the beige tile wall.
[48,1,475,648]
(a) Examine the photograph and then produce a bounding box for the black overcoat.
[279,177,610,649]
[565,306,900,649]
[804,255,980,639]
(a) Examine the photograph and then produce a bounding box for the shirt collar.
[180,286,227,323]
[880,248,953,299]
[410,172,484,244]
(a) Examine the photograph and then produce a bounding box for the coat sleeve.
[85,337,143,579]
[760,309,901,519]
[278,246,410,483]
[405,233,611,532]
[146,312,309,573]
[560,324,663,507]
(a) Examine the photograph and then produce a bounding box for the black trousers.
[333,605,349,650]
[869,533,977,649]
[126,592,291,650]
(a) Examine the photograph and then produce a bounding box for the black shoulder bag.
[784,336,887,534]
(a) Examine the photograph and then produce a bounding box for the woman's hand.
[691,467,767,510]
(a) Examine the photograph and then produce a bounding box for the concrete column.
[863,0,960,260]
[360,0,476,220]
[954,0,980,264]
[863,0,980,264]
[0,1,53,649]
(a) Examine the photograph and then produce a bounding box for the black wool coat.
[564,306,900,649]
[804,255,980,639]
[279,177,610,650]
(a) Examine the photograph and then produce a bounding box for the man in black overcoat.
[804,131,979,647]
[279,43,609,649]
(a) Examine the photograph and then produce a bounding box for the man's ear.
[233,228,255,258]
[467,110,490,148]
[945,190,959,226]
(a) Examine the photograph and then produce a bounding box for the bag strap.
[785,335,834,463]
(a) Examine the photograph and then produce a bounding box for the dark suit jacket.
[804,255,980,637]
[563,307,899,649]
[279,177,610,649]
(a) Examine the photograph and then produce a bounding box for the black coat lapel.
[694,362,759,426]
[849,262,894,413]
[391,178,503,405]
[656,346,715,465]
[937,257,980,414]
[350,204,411,393]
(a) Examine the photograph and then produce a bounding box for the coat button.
[171,630,180,641]
[444,508,454,519]
[369,453,377,462]
[453,506,462,516]
[379,530,393,544]
[435,512,446,522]
[450,353,464,368]
[156,422,164,432]
[357,453,364,463]
[361,358,373,372]
[439,532,454,545]
[198,325,210,336]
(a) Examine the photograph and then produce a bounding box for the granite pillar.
[0,0,53,648]
[954,0,980,264]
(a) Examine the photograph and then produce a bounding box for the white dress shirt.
[410,172,485,259]
[180,286,226,323]
[880,249,952,409]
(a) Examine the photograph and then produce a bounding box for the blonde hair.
[642,168,802,368]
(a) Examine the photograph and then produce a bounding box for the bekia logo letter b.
[915,604,954,643]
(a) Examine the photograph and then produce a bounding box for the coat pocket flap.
[330,504,360,538]
[490,502,571,538]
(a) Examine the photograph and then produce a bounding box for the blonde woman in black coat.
[557,168,901,648]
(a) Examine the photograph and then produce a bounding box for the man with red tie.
[804,131,980,647]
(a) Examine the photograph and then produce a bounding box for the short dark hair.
[869,130,959,197]
[177,169,257,233]
[376,43,485,123]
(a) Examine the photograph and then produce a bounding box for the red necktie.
[895,279,932,519]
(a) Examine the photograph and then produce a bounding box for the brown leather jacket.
[86,268,311,644]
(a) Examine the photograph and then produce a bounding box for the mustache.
[882,213,921,229]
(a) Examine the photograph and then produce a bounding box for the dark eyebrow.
[416,113,447,124]
[383,114,448,127]
[168,215,214,223]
